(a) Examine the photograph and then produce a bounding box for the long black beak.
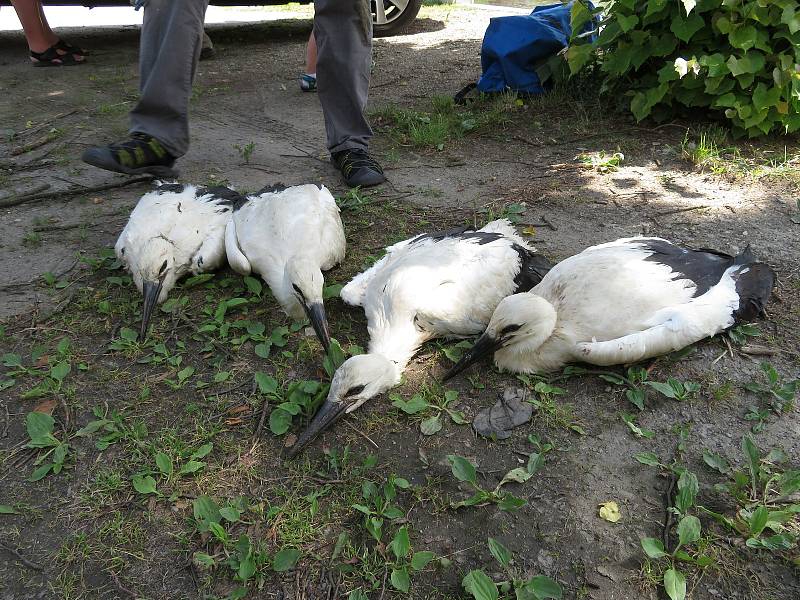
[285,399,348,458]
[139,279,163,342]
[304,302,331,354]
[442,333,502,381]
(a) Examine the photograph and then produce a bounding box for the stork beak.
[442,333,502,381]
[139,279,163,342]
[303,302,331,354]
[285,398,348,458]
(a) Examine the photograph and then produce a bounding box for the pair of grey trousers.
[129,0,373,158]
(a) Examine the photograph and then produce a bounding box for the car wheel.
[372,0,423,37]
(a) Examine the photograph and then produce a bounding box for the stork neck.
[367,321,425,372]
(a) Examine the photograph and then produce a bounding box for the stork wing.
[224,219,251,275]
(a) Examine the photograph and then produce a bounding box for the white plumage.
[224,184,345,351]
[445,237,775,378]
[288,220,552,455]
[115,183,246,339]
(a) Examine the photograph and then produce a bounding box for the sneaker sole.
[81,147,179,179]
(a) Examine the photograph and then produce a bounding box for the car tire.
[373,0,423,37]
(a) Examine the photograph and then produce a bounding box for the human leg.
[300,30,317,91]
[81,0,208,176]
[314,0,384,186]
[11,0,85,64]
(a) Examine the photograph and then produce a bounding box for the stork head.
[134,237,178,341]
[286,354,401,457]
[286,256,331,353]
[443,294,557,380]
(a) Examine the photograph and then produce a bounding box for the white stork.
[444,237,775,378]
[115,183,247,340]
[224,184,345,352]
[287,219,552,455]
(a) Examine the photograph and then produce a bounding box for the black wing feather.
[512,244,553,292]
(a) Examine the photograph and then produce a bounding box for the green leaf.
[183,273,215,288]
[626,388,645,410]
[569,0,593,34]
[499,467,532,487]
[255,372,278,395]
[255,342,272,359]
[742,435,761,494]
[488,537,512,568]
[525,575,562,599]
[702,450,731,475]
[273,548,301,572]
[448,455,477,484]
[132,474,157,495]
[243,276,262,295]
[634,452,661,467]
[420,415,442,435]
[348,591,369,600]
[411,551,436,571]
[238,556,256,581]
[191,443,214,460]
[748,505,769,537]
[0,505,20,515]
[663,568,686,600]
[155,452,173,476]
[497,494,527,511]
[617,14,638,33]
[193,495,221,531]
[677,515,701,547]
[49,361,71,382]
[670,12,704,42]
[179,461,206,475]
[675,470,699,513]
[269,408,293,435]
[26,412,56,446]
[646,381,678,399]
[389,526,411,560]
[29,464,53,481]
[729,25,758,51]
[391,393,430,414]
[462,569,499,600]
[219,506,241,522]
[566,44,594,75]
[641,537,667,559]
[2,353,23,367]
[390,568,411,593]
[322,338,347,377]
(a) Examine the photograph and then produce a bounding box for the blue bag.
[474,1,596,96]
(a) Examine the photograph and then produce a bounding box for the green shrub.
[567,0,800,137]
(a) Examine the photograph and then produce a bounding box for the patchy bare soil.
[1,5,799,600]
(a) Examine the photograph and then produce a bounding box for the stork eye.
[346,385,366,397]
[500,324,522,335]
[159,259,168,275]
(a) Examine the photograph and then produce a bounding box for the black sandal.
[30,43,85,67]
[54,39,88,56]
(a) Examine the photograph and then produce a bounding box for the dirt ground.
[1,4,799,600]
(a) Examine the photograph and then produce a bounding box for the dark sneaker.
[331,148,385,188]
[299,73,317,92]
[81,133,178,178]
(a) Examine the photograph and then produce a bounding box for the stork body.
[288,219,552,455]
[224,184,345,351]
[445,237,775,378]
[115,183,246,339]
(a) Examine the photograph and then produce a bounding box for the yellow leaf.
[522,226,537,237]
[598,501,621,523]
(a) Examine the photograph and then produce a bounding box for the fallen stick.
[653,205,709,218]
[0,183,51,206]
[0,541,44,572]
[0,176,153,209]
[11,133,59,156]
[740,344,776,356]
